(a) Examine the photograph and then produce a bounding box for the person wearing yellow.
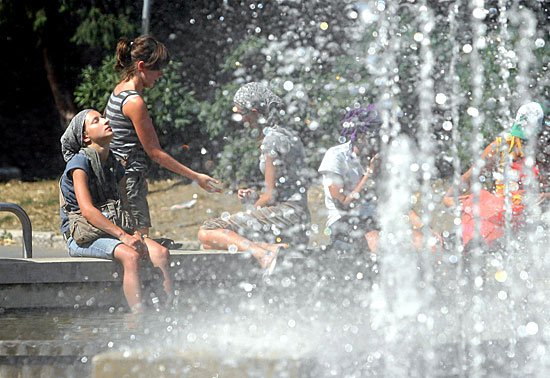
[444,102,548,246]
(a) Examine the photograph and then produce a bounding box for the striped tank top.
[105,90,149,173]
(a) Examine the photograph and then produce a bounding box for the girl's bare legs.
[198,228,280,268]
[144,238,173,296]
[365,230,379,253]
[113,245,143,311]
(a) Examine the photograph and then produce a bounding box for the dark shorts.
[124,172,151,230]
[201,202,310,245]
[329,202,379,244]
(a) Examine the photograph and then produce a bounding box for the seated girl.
[198,83,311,273]
[60,109,172,312]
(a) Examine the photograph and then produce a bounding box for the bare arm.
[123,96,220,192]
[328,153,379,207]
[328,174,369,207]
[72,169,146,251]
[254,154,277,208]
[444,140,499,206]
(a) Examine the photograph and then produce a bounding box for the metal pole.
[0,202,33,258]
[142,0,151,35]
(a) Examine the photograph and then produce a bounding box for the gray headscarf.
[233,82,284,115]
[60,109,92,162]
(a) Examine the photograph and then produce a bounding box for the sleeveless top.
[105,90,149,173]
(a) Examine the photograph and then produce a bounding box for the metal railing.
[0,202,32,258]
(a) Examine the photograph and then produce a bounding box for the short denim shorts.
[67,236,122,260]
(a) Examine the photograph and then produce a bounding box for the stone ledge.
[0,250,251,285]
[0,250,264,309]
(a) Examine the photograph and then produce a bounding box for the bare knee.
[149,244,170,263]
[114,245,140,269]
[198,229,213,244]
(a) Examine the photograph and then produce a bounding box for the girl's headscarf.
[507,102,544,156]
[60,109,92,162]
[509,102,544,140]
[233,82,283,114]
[340,104,382,146]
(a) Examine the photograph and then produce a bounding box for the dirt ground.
[0,179,329,245]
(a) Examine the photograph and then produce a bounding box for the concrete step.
[0,250,260,309]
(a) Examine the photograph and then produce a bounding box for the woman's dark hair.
[115,35,170,80]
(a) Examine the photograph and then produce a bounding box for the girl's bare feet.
[258,244,286,273]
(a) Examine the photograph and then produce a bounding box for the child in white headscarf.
[198,83,311,273]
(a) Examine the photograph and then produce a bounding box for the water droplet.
[228,244,238,253]
[475,276,484,287]
[239,282,254,292]
[535,38,545,48]
[308,120,319,131]
[467,107,479,117]
[442,121,453,131]
[413,32,424,42]
[435,93,447,105]
[319,22,329,31]
[472,7,487,20]
[201,147,207,155]
[288,319,296,328]
[462,44,473,54]
[495,270,507,282]
[221,212,230,221]
[283,81,294,91]
[526,322,539,335]
[187,333,197,342]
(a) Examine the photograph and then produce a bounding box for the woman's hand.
[443,194,470,208]
[119,233,148,256]
[238,188,256,200]
[443,196,455,207]
[195,173,222,193]
[429,229,444,249]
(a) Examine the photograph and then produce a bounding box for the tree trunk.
[42,47,76,128]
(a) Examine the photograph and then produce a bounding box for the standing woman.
[106,35,220,236]
[198,82,311,272]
